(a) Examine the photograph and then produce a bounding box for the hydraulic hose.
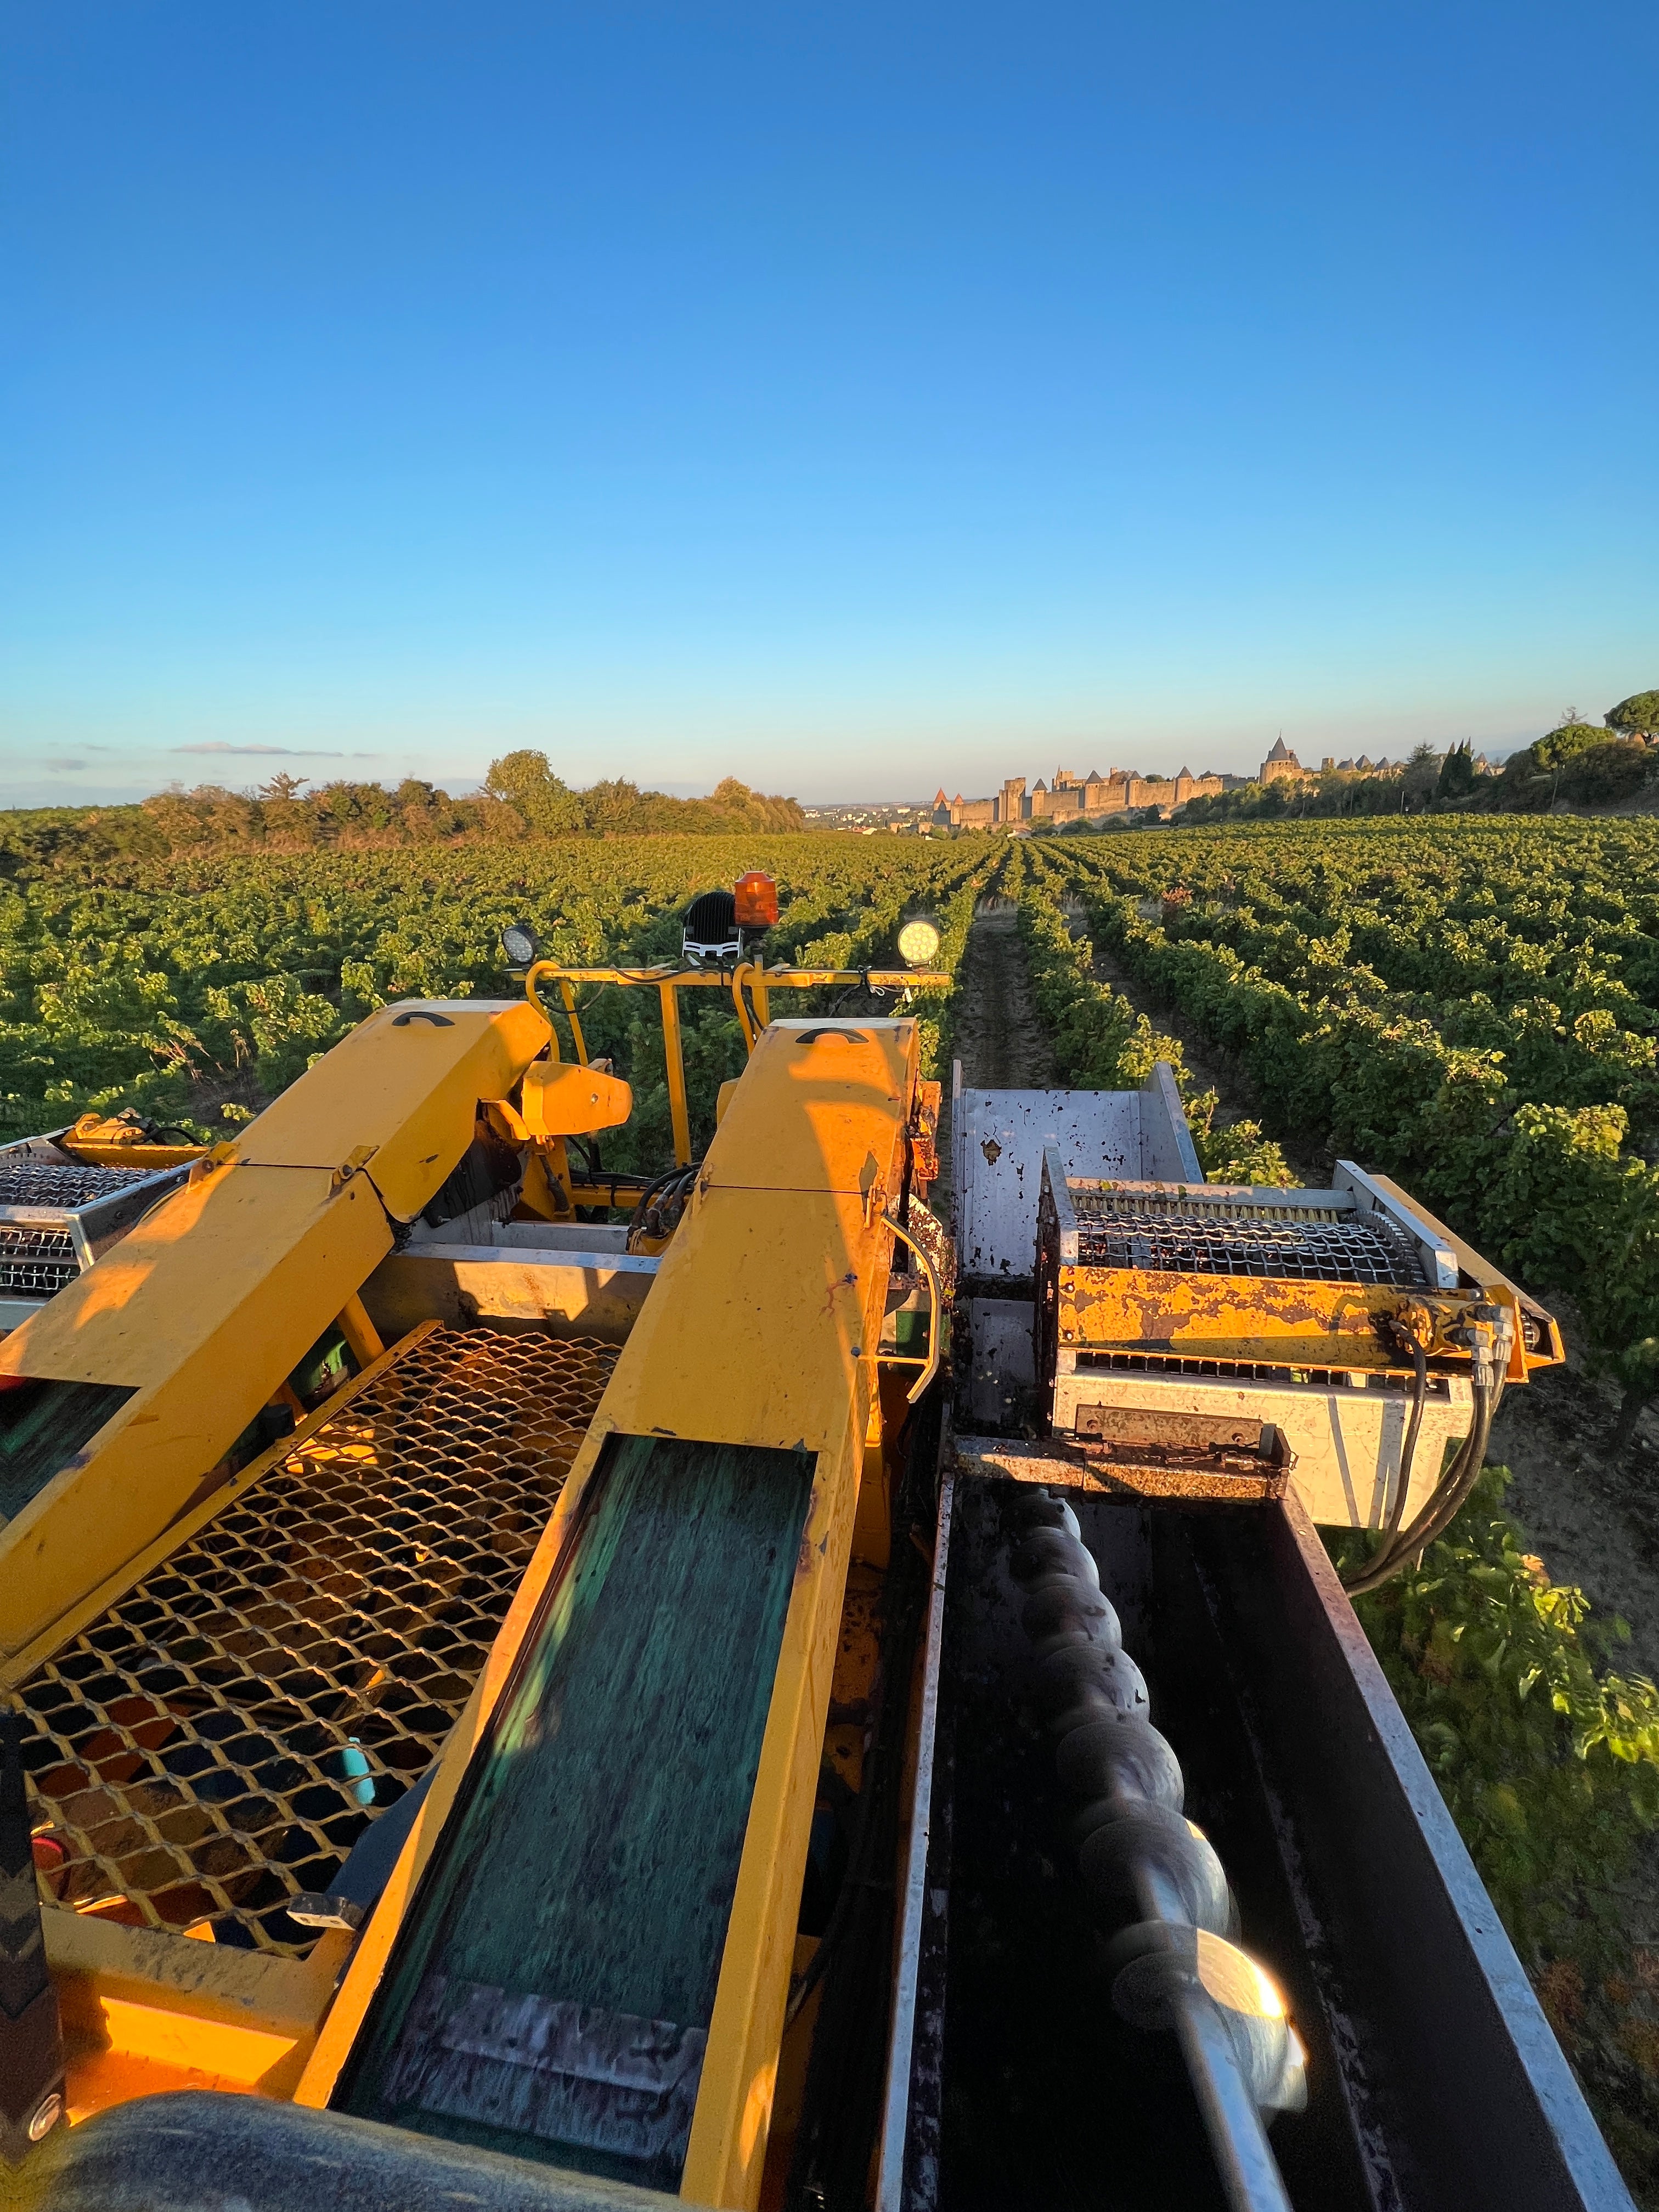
[1343,1373,1500,1598]
[1341,1336,1427,1594]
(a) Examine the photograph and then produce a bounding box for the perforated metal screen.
[14,1327,616,1955]
[1070,1192,1424,1287]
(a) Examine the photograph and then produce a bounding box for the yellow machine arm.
[0,999,554,1661]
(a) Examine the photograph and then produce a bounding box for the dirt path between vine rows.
[933,906,1055,1223]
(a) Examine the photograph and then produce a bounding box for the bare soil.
[934,907,1055,1223]
[949,907,1057,1092]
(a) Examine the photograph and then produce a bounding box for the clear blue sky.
[2,1,1654,806]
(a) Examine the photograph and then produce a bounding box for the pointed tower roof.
[1266,736,1292,762]
[1086,768,1104,782]
[935,787,948,804]
[1177,765,1193,779]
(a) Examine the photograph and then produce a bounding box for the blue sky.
[2,1,1654,806]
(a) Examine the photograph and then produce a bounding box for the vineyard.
[9,814,1659,2182]
[0,836,989,1171]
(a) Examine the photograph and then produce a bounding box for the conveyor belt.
[13,1327,616,1955]
[339,1432,817,2192]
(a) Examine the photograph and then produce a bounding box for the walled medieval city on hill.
[932,738,1402,827]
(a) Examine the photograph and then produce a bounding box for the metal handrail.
[880,1212,943,1406]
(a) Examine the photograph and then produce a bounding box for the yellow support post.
[558,977,590,1066]
[660,979,692,1167]
[337,1290,385,1367]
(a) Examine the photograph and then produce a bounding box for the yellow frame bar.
[523,961,950,1175]
[659,977,693,1167]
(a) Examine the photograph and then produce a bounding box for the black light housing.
[501,923,539,967]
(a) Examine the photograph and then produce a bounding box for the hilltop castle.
[933,746,1312,828]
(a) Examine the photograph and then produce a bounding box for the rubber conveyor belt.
[11,1328,616,1955]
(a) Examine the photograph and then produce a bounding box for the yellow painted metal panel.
[704,1020,912,1197]
[227,997,549,1216]
[1059,1265,1410,1368]
[1355,1169,1564,1375]
[0,1001,552,1660]
[521,1060,633,1137]
[44,1906,351,2042]
[0,1169,392,1658]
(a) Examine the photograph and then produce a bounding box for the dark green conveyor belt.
[338,1432,816,2193]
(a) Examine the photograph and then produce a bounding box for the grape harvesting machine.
[0,899,1632,2212]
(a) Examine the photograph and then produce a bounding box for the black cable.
[625,1160,699,1251]
[1388,1373,1503,1561]
[1344,1413,1475,1599]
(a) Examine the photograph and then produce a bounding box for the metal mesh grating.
[1070,1193,1425,1286]
[0,1224,79,1297]
[14,1326,617,1956]
[0,1162,159,1208]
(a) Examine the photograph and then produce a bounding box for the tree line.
[0,750,806,877]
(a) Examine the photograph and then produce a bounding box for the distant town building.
[928,741,1379,828]
[1260,738,1311,786]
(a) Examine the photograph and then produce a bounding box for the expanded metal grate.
[0,1224,79,1297]
[1069,1192,1425,1287]
[14,1327,617,1956]
[0,1162,159,1209]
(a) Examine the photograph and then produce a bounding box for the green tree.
[1557,743,1651,808]
[1437,740,1478,800]
[482,750,585,833]
[1606,692,1659,738]
[1532,723,1609,770]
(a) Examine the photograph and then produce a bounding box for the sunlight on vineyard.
[0,834,984,1165]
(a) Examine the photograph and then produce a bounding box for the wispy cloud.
[171,742,345,758]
